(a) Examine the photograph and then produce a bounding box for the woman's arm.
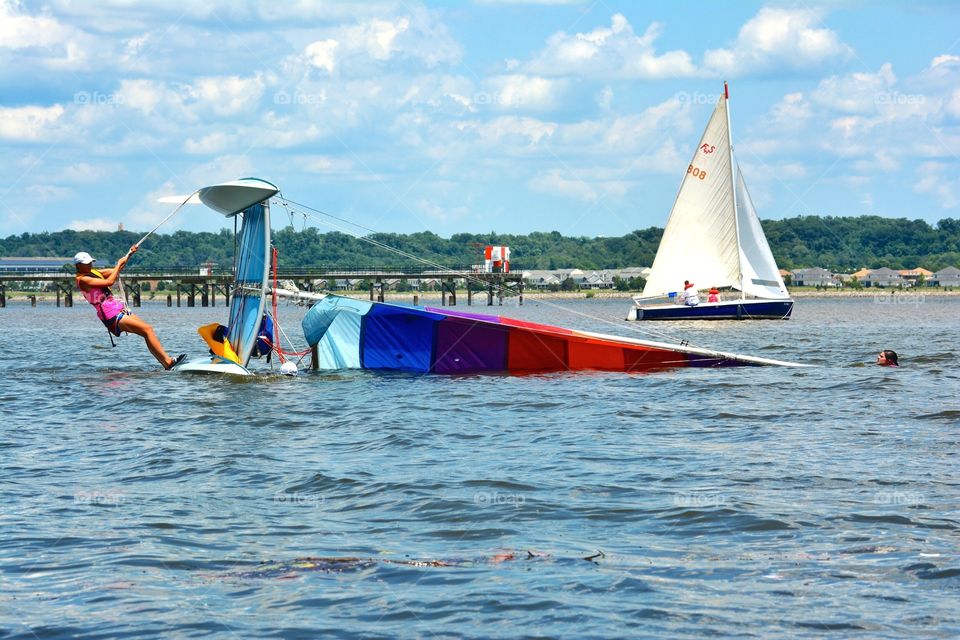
[78,246,136,288]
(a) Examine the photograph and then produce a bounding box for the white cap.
[73,251,96,265]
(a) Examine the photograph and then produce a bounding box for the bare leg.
[117,314,172,367]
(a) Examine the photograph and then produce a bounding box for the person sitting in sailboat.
[708,287,720,303]
[679,280,700,306]
[74,248,186,370]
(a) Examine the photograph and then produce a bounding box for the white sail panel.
[733,166,790,300]
[642,98,740,298]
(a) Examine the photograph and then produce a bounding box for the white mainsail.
[641,87,787,301]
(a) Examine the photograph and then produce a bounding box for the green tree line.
[2,216,958,272]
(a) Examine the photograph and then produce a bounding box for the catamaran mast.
[724,82,745,300]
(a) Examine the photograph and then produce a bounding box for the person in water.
[876,350,899,367]
[74,248,185,370]
[678,280,700,306]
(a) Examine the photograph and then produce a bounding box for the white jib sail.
[642,97,740,298]
[734,164,790,299]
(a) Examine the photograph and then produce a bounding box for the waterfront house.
[898,268,934,286]
[791,268,838,287]
[579,272,607,289]
[931,266,960,286]
[851,268,872,282]
[862,267,903,288]
[522,270,562,289]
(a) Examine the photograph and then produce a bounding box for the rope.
[274,195,704,350]
[268,246,311,363]
[133,191,198,249]
[116,191,198,314]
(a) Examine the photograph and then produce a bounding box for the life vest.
[79,268,126,322]
[253,315,274,359]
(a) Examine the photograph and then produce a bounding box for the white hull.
[175,356,252,376]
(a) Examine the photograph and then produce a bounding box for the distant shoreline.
[4,288,958,304]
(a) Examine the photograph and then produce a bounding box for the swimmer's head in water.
[876,350,899,366]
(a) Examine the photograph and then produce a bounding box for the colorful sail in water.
[302,294,803,373]
[176,178,278,376]
[629,84,793,321]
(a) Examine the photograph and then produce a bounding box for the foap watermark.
[873,291,925,307]
[273,90,326,107]
[874,91,926,106]
[474,91,521,107]
[874,490,925,507]
[273,491,324,507]
[474,491,526,508]
[75,488,126,506]
[73,91,124,106]
[675,91,721,105]
[673,492,728,508]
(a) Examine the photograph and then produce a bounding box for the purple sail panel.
[433,318,509,374]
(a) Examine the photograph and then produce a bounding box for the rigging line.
[116,191,199,313]
[277,198,703,349]
[133,191,199,250]
[275,197,703,350]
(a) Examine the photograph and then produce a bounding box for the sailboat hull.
[628,298,794,321]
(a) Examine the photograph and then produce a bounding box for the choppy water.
[1,295,958,639]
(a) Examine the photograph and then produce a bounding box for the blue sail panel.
[361,304,442,372]
[226,202,270,366]
[316,312,363,369]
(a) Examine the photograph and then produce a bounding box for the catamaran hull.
[628,299,794,321]
[175,356,252,376]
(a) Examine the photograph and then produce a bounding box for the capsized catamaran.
[628,83,794,321]
[171,176,804,375]
[291,293,804,372]
[175,178,277,376]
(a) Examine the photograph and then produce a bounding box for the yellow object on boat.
[198,323,240,364]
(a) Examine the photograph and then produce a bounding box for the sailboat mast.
[724,82,745,299]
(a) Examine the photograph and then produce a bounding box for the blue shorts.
[102,312,127,337]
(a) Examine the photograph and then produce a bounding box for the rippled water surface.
[2,295,958,638]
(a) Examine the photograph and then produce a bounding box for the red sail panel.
[567,337,627,370]
[506,328,569,372]
[500,317,575,335]
[622,344,691,371]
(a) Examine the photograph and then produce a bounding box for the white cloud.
[304,39,339,74]
[704,7,851,76]
[812,64,895,114]
[914,162,958,209]
[183,132,238,155]
[25,184,72,201]
[0,104,65,141]
[61,162,106,183]
[0,0,91,69]
[301,10,461,74]
[483,74,567,110]
[525,14,695,79]
[529,170,598,202]
[457,116,558,147]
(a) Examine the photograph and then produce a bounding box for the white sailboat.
[628,83,794,321]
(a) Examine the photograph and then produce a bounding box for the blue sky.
[2,0,960,240]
